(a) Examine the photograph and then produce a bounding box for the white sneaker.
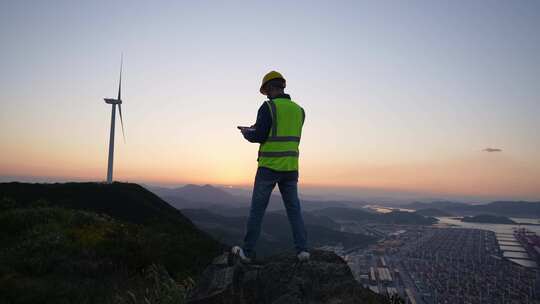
[231,246,252,263]
[297,251,310,262]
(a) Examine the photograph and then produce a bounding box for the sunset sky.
[1,1,539,201]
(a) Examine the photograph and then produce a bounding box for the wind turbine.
[104,56,126,184]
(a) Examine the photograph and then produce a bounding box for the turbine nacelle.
[104,98,122,104]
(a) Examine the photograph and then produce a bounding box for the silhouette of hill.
[406,200,540,218]
[406,201,470,211]
[181,208,377,256]
[0,182,223,304]
[272,209,340,230]
[461,214,516,224]
[311,207,437,225]
[199,206,340,230]
[171,184,241,204]
[148,184,249,209]
[146,184,351,211]
[485,201,540,218]
[415,208,453,217]
[300,199,351,211]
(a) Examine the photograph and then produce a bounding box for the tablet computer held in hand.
[237,126,255,132]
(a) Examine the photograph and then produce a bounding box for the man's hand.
[239,125,256,140]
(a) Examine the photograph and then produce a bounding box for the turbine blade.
[117,53,123,101]
[118,103,126,142]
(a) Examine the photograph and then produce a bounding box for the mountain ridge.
[147,183,353,211]
[181,208,377,257]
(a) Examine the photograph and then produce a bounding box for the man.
[232,71,309,263]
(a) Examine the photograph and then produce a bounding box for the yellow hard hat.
[260,71,286,94]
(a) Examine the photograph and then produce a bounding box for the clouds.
[483,148,502,152]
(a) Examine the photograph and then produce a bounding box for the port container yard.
[331,225,540,304]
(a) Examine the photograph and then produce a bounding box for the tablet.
[237,126,255,131]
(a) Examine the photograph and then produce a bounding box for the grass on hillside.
[0,190,220,304]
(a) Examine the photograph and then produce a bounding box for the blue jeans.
[243,167,308,256]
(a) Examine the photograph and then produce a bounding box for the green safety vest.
[258,97,304,171]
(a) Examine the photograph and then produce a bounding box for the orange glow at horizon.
[2,140,539,200]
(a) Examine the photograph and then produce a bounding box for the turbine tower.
[104,56,126,184]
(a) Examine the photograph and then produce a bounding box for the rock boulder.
[187,250,387,304]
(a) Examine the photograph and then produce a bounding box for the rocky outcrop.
[187,250,387,304]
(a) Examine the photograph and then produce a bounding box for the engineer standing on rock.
[233,71,309,262]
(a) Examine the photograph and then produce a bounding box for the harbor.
[437,217,540,268]
[496,232,537,267]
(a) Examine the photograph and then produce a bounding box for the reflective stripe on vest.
[258,151,299,157]
[258,98,303,171]
[266,136,300,142]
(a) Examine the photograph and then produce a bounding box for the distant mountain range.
[143,184,438,255]
[177,206,437,257]
[311,207,438,225]
[148,184,248,209]
[146,184,351,211]
[406,200,540,218]
[143,184,438,249]
[143,184,440,256]
[461,214,517,224]
[414,208,454,217]
[181,208,377,257]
